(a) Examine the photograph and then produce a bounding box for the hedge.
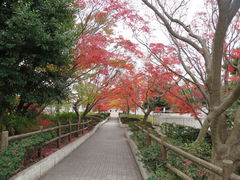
[0,133,53,180]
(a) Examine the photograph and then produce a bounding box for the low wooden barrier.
[1,120,93,152]
[134,124,240,180]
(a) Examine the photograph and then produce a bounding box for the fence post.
[82,120,85,134]
[160,135,168,160]
[77,122,80,137]
[1,131,9,151]
[38,126,43,158]
[88,118,92,130]
[223,159,234,180]
[57,121,61,148]
[68,120,72,142]
[136,124,139,133]
[86,120,89,130]
[152,113,155,125]
[145,128,152,146]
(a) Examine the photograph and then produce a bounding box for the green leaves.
[0,132,53,180]
[0,0,78,115]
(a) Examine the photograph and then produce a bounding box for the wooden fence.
[134,124,240,180]
[1,120,94,153]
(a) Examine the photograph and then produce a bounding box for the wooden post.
[135,124,139,134]
[82,120,85,134]
[57,122,61,148]
[223,159,234,180]
[160,135,168,160]
[1,131,8,151]
[77,122,80,137]
[38,126,43,158]
[40,126,43,131]
[88,119,91,130]
[68,120,72,142]
[145,128,152,146]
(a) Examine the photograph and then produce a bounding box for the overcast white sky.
[114,0,204,67]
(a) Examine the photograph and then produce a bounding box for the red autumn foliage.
[36,117,53,127]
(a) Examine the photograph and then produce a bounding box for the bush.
[160,123,212,158]
[120,114,141,124]
[131,126,209,179]
[81,113,110,127]
[38,114,55,123]
[160,123,212,144]
[98,112,110,118]
[53,112,77,125]
[131,131,174,179]
[168,151,208,179]
[184,141,212,158]
[3,115,40,135]
[0,133,53,180]
[138,142,163,172]
[160,123,199,143]
[148,168,179,180]
[86,114,102,126]
[0,112,109,179]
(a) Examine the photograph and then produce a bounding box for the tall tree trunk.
[143,110,151,124]
[208,151,223,180]
[194,119,210,144]
[127,105,130,115]
[208,114,229,180]
[81,104,90,119]
[73,102,80,123]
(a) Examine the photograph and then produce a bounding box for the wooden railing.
[1,120,94,152]
[134,124,240,180]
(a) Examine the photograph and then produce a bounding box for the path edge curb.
[10,117,110,180]
[125,131,152,180]
[118,117,128,128]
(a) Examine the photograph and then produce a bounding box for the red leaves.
[36,117,53,127]
[96,12,107,23]
[229,48,240,59]
[93,99,110,112]
[228,65,236,73]
[74,33,112,68]
[115,36,143,57]
[75,0,86,8]
[149,43,180,67]
[150,43,165,54]
[225,76,240,81]
[155,107,163,113]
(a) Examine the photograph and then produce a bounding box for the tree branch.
[141,0,203,53]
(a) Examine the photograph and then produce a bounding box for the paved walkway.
[41,113,143,180]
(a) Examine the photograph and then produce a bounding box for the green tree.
[142,96,169,123]
[0,0,78,132]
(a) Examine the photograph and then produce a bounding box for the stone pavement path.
[41,113,143,180]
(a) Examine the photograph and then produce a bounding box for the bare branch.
[213,82,240,116]
[141,0,203,53]
[171,38,210,104]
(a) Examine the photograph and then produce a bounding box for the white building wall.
[152,113,206,129]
